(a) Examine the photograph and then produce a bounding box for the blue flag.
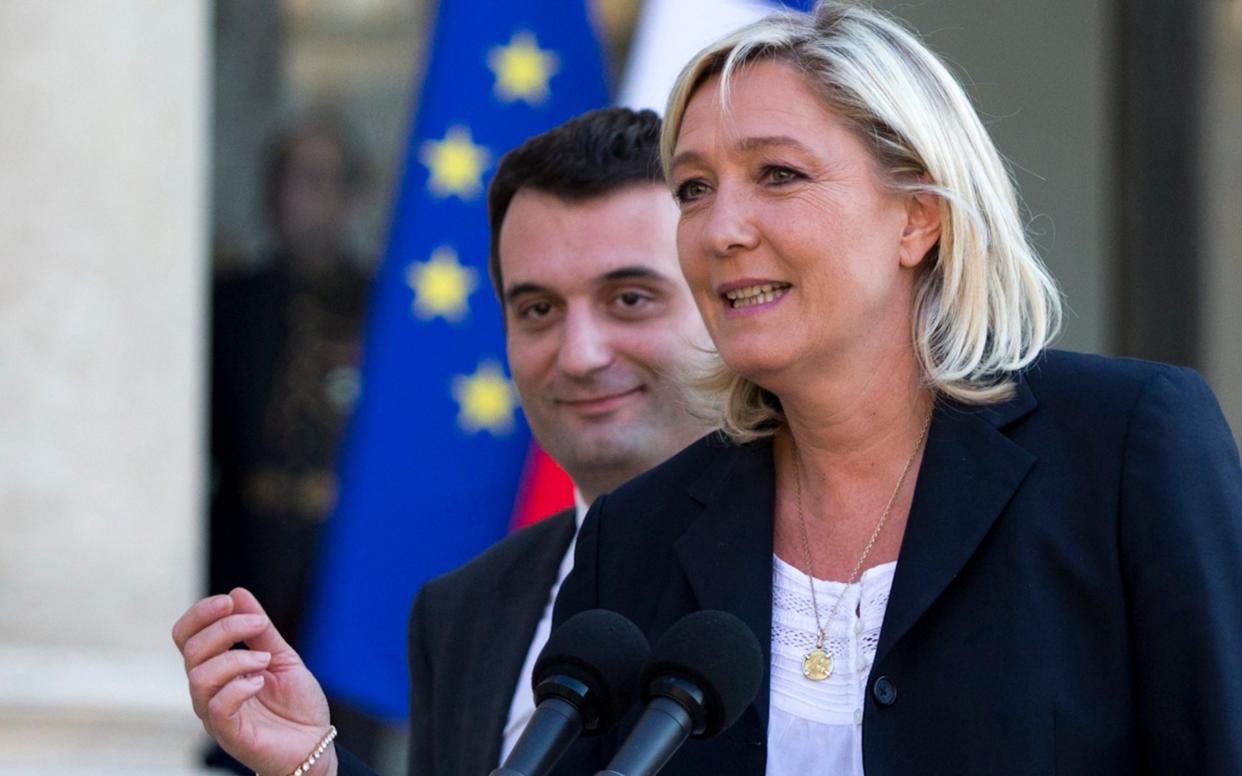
[302,0,608,720]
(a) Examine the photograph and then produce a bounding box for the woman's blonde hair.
[662,2,1061,442]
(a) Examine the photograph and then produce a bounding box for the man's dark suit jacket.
[406,509,577,776]
[336,508,576,776]
[550,350,1242,775]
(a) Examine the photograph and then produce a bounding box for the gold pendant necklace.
[802,644,833,681]
[791,412,932,681]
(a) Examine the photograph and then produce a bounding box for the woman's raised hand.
[172,587,337,776]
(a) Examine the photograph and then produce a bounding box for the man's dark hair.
[487,107,665,302]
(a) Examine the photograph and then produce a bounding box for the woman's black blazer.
[550,350,1242,775]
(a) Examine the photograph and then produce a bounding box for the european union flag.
[302,0,608,720]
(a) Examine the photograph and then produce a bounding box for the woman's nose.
[702,186,760,257]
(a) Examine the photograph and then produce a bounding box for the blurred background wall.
[0,0,1237,771]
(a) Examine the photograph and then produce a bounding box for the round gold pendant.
[802,648,833,681]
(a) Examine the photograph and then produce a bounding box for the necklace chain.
[792,411,933,673]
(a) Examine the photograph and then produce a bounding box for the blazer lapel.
[676,438,777,731]
[875,382,1038,666]
[663,378,1038,735]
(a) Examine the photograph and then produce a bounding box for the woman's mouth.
[722,282,791,309]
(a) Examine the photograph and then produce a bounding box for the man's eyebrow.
[505,267,671,303]
[670,135,815,170]
[504,282,553,303]
[600,266,674,284]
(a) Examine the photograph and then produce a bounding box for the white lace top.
[767,554,896,776]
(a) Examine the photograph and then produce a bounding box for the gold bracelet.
[259,725,337,776]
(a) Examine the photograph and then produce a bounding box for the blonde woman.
[552,3,1242,775]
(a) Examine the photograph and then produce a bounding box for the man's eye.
[519,301,553,319]
[611,291,656,316]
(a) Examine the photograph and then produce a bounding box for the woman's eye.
[764,166,802,184]
[674,179,710,203]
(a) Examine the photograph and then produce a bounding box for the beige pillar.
[1202,1,1242,445]
[0,1,211,771]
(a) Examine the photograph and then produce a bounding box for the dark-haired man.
[172,107,713,776]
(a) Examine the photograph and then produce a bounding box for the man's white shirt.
[497,491,588,764]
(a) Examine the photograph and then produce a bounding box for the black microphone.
[490,609,649,776]
[595,610,764,776]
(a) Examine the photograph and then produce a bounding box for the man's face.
[500,183,710,489]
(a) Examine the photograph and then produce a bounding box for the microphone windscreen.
[640,610,764,737]
[533,609,650,733]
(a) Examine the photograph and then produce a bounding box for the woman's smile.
[718,279,793,314]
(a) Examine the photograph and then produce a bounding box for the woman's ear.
[898,191,942,268]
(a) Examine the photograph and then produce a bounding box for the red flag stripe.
[510,442,575,529]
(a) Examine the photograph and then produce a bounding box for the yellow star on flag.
[419,125,491,199]
[405,246,478,322]
[452,360,518,435]
[487,31,559,105]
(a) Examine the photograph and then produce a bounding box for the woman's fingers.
[181,612,271,672]
[171,594,233,651]
[188,648,272,719]
[206,672,267,729]
[229,587,295,657]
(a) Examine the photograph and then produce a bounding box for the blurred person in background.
[207,111,375,772]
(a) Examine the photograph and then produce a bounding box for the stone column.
[0,1,211,771]
[1201,0,1242,445]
